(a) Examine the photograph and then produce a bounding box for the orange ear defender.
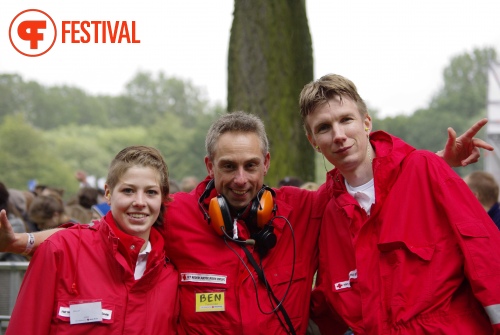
[198,180,278,257]
[247,187,276,229]
[257,189,274,227]
[207,187,276,236]
[208,196,230,236]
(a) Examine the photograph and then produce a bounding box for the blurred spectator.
[7,189,27,218]
[22,190,35,217]
[66,203,92,223]
[74,170,107,220]
[75,170,90,187]
[40,186,65,198]
[464,170,500,229]
[96,188,106,203]
[300,181,319,191]
[28,195,73,230]
[10,190,37,232]
[91,202,111,221]
[77,186,99,209]
[169,179,181,194]
[75,169,105,191]
[33,184,47,196]
[0,182,28,261]
[0,184,26,232]
[23,190,34,206]
[180,176,199,192]
[277,176,304,188]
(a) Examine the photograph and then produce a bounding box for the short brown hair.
[205,111,269,160]
[299,74,368,134]
[106,146,170,227]
[28,195,65,230]
[464,171,499,207]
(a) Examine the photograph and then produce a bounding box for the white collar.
[345,178,375,215]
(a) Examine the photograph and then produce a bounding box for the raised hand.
[0,209,17,253]
[439,118,494,167]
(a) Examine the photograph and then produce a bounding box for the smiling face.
[305,95,372,181]
[104,166,162,241]
[205,131,270,211]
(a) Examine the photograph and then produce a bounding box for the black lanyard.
[241,246,296,335]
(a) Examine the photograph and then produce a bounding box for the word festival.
[61,21,140,43]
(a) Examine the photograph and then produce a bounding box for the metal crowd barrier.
[0,262,29,334]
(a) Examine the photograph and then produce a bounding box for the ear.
[263,152,271,175]
[104,185,111,205]
[307,133,318,151]
[205,156,215,178]
[364,114,373,132]
[472,191,480,200]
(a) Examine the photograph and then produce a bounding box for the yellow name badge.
[195,292,225,312]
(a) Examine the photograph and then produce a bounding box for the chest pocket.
[265,260,307,299]
[177,270,234,331]
[378,241,435,306]
[53,300,123,334]
[257,260,308,333]
[456,221,500,277]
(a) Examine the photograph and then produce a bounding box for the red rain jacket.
[164,177,328,334]
[7,212,179,335]
[312,131,500,334]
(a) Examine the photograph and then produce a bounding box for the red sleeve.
[6,240,60,335]
[442,178,500,333]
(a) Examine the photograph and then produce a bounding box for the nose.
[233,167,248,185]
[332,123,347,143]
[133,192,146,207]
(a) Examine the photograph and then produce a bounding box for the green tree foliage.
[0,45,496,195]
[0,71,220,195]
[122,71,221,181]
[149,110,220,181]
[0,115,77,195]
[0,74,25,120]
[124,71,214,127]
[375,110,470,153]
[44,125,150,181]
[376,47,497,176]
[0,74,108,130]
[430,48,497,118]
[228,0,315,186]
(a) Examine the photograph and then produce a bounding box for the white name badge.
[70,301,103,324]
[181,273,227,285]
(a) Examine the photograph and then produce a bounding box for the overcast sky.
[1,0,500,117]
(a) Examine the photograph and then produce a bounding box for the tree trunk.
[228,0,314,186]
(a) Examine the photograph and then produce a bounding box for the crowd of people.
[0,73,499,334]
[0,173,203,242]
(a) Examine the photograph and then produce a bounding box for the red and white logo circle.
[9,9,57,57]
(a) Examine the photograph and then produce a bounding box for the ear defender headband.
[198,180,278,257]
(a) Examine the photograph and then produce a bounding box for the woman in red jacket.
[300,74,500,334]
[6,145,179,335]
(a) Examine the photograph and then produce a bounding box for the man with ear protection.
[0,111,492,335]
[163,111,329,334]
